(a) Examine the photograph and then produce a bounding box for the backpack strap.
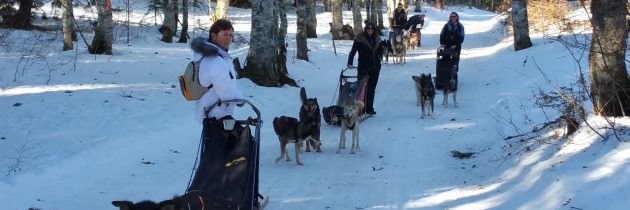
[198,56,214,90]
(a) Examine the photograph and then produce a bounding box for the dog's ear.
[412,75,420,83]
[300,87,307,102]
[112,201,134,210]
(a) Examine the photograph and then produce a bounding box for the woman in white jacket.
[190,19,244,123]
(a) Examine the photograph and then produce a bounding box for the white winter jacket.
[190,37,244,123]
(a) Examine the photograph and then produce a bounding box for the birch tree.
[588,0,630,116]
[331,0,344,39]
[213,0,229,21]
[243,0,295,86]
[305,0,317,38]
[296,0,309,61]
[351,0,362,34]
[161,0,177,42]
[61,0,76,50]
[510,0,532,51]
[89,0,113,55]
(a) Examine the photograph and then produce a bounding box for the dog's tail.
[300,87,307,104]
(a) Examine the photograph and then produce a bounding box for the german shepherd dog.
[338,100,365,154]
[112,191,232,210]
[381,39,395,64]
[273,116,314,165]
[299,87,322,152]
[442,65,458,107]
[392,33,406,64]
[412,73,436,118]
[406,30,419,50]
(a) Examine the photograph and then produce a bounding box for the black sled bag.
[435,47,457,90]
[187,117,258,210]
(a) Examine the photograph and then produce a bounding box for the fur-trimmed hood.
[353,32,379,50]
[190,37,231,60]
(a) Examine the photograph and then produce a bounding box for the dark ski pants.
[365,69,380,113]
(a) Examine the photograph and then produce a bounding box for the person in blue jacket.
[439,12,465,67]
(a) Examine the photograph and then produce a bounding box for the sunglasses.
[366,27,374,29]
[450,16,457,18]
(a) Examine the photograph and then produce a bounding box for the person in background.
[439,12,465,67]
[190,19,244,123]
[347,22,381,116]
[392,3,407,31]
[406,14,425,47]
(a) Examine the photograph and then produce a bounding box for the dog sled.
[187,99,268,210]
[323,68,368,126]
[435,46,458,90]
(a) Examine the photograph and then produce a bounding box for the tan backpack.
[178,59,212,101]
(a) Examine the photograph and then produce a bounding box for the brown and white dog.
[412,73,436,118]
[393,33,406,64]
[338,100,364,154]
[273,116,315,165]
[299,87,322,152]
[443,66,458,108]
[406,31,419,50]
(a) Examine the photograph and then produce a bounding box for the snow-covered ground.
[1,2,629,210]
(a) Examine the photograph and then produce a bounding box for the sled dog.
[338,100,365,154]
[443,66,458,107]
[299,87,322,152]
[412,73,436,118]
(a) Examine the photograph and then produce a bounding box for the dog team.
[273,87,365,165]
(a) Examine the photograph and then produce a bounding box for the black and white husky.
[412,73,436,118]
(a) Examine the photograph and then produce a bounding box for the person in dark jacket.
[406,14,425,32]
[392,3,407,30]
[347,22,382,115]
[439,12,465,67]
[405,14,425,47]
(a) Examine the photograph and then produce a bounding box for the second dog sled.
[187,99,269,210]
[323,67,368,126]
[435,46,458,90]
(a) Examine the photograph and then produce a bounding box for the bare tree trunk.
[415,0,422,12]
[511,0,532,51]
[366,0,371,22]
[1,0,34,29]
[369,0,378,25]
[377,0,384,29]
[588,0,630,116]
[387,0,394,27]
[296,0,309,61]
[213,0,229,21]
[305,0,317,38]
[278,0,287,56]
[433,0,444,9]
[351,0,363,34]
[243,0,296,87]
[179,0,189,43]
[331,0,344,39]
[61,0,75,50]
[89,0,113,55]
[162,0,177,43]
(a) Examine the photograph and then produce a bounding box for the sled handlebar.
[204,99,262,122]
